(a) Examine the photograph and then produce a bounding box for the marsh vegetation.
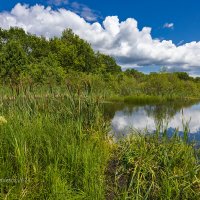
[0,28,200,199]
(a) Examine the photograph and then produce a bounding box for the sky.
[1,0,200,75]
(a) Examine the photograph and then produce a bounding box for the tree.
[175,72,190,81]
[0,40,28,93]
[125,68,145,81]
[96,53,121,74]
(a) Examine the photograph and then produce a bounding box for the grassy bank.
[108,95,200,105]
[109,95,165,104]
[0,92,200,199]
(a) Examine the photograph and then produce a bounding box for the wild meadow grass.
[0,89,200,199]
[107,132,200,200]
[0,91,111,199]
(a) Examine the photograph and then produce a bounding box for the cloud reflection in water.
[111,104,200,138]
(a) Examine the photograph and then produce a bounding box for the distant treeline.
[0,27,200,98]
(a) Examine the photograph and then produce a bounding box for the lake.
[104,100,200,142]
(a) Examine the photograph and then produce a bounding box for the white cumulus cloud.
[0,3,200,74]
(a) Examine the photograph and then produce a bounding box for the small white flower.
[0,116,7,125]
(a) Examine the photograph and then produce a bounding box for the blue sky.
[72,0,200,44]
[1,0,200,75]
[1,0,199,44]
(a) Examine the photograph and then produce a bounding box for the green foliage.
[0,27,121,91]
[0,40,28,85]
[1,27,200,99]
[107,133,200,199]
[1,27,200,200]
[175,72,191,81]
[0,89,111,199]
[125,68,146,81]
[0,73,200,199]
[96,53,122,74]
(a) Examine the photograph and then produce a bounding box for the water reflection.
[105,101,200,140]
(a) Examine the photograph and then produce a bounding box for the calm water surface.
[105,101,200,141]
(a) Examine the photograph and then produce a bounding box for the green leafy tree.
[0,40,28,93]
[96,53,121,74]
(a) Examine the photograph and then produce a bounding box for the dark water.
[104,101,200,141]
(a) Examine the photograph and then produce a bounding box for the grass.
[0,92,111,199]
[0,89,200,199]
[107,132,200,200]
[108,95,200,105]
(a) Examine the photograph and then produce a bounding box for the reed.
[0,89,200,199]
[107,131,200,199]
[0,90,111,199]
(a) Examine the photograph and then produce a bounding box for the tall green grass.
[0,89,200,199]
[107,132,200,199]
[0,91,111,199]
